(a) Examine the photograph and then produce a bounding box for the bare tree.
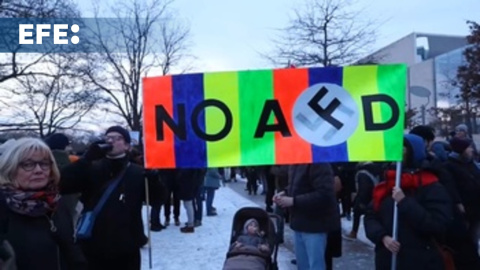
[0,0,80,83]
[0,54,101,137]
[405,107,419,129]
[455,21,480,134]
[81,0,193,131]
[158,16,193,76]
[0,0,77,17]
[265,0,376,67]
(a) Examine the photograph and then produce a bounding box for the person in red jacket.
[365,134,453,270]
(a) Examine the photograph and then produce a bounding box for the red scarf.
[0,182,59,217]
[372,170,438,211]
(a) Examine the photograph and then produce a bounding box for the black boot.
[140,235,148,247]
[180,225,194,233]
[151,223,165,232]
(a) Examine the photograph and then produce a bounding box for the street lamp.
[409,86,432,125]
[440,113,452,138]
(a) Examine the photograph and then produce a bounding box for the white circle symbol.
[71,24,79,33]
[292,83,359,146]
[71,36,79,44]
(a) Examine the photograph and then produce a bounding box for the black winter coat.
[176,168,205,201]
[287,163,340,233]
[159,169,179,192]
[354,164,380,212]
[364,182,452,270]
[332,162,357,192]
[60,157,146,255]
[443,156,480,224]
[145,169,167,205]
[442,156,480,269]
[425,156,461,205]
[0,195,87,270]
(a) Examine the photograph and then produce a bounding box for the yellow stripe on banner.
[204,72,241,167]
[344,66,386,161]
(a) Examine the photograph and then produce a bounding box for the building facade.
[359,33,471,135]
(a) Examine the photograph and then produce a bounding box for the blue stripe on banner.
[172,74,207,168]
[308,67,348,162]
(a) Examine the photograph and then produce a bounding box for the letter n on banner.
[143,76,176,168]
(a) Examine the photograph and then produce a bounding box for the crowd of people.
[225,123,480,270]
[0,126,225,270]
[0,123,479,270]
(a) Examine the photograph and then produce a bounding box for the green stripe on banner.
[378,65,406,161]
[344,66,386,161]
[238,70,275,165]
[204,72,241,167]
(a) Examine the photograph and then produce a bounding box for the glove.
[0,239,15,262]
[83,140,109,161]
[0,241,10,261]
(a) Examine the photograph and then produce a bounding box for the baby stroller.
[223,207,280,270]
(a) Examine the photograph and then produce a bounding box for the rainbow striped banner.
[143,65,406,169]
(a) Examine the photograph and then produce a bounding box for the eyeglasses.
[19,160,52,171]
[104,135,124,142]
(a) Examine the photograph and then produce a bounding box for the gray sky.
[173,0,478,72]
[77,0,479,72]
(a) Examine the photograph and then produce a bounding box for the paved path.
[140,183,296,270]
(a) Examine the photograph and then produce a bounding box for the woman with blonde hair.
[0,138,86,270]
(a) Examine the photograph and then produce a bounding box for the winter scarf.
[0,182,60,217]
[372,169,438,211]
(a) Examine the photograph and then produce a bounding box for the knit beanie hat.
[409,125,435,142]
[105,126,131,143]
[456,124,468,133]
[45,133,70,150]
[243,218,259,234]
[450,137,471,154]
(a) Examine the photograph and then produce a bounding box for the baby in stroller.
[231,218,270,253]
[223,218,271,270]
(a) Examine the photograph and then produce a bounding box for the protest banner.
[143,65,406,168]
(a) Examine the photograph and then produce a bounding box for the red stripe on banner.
[143,76,175,168]
[273,68,312,164]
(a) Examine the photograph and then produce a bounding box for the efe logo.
[19,24,80,45]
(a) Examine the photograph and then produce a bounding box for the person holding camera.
[59,126,146,270]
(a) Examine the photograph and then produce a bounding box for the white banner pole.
[144,177,153,269]
[391,161,402,270]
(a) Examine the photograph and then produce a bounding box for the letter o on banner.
[191,99,233,141]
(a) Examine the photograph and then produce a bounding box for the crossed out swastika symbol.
[292,83,360,146]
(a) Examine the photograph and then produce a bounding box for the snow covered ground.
[340,216,375,248]
[231,175,375,248]
[140,186,296,270]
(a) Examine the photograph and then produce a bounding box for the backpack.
[354,169,379,192]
